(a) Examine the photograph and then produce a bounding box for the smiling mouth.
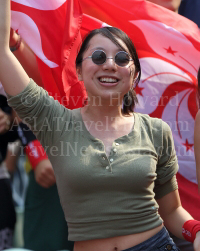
[99,77,119,83]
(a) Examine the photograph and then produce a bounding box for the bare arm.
[157,190,193,239]
[194,110,200,191]
[0,0,30,95]
[10,29,43,87]
[157,190,200,250]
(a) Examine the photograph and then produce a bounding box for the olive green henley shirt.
[8,79,179,241]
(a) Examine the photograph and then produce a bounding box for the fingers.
[35,164,56,188]
[9,29,20,47]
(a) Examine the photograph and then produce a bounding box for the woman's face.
[77,34,136,102]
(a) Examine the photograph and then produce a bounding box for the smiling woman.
[1,0,200,251]
[76,27,141,115]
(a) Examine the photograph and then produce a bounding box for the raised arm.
[10,29,43,87]
[0,0,30,95]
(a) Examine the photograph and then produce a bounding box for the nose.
[102,57,117,71]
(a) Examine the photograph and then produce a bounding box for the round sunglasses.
[82,50,134,67]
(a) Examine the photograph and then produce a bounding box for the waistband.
[122,227,176,251]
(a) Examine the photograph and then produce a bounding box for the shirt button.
[113,148,117,153]
[106,166,109,170]
[115,143,119,146]
[110,158,114,163]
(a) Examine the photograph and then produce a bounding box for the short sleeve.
[154,121,179,199]
[7,79,71,148]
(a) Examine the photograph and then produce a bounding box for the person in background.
[179,0,200,28]
[19,122,74,251]
[6,139,28,209]
[194,68,200,191]
[2,0,200,249]
[7,29,74,251]
[0,91,17,250]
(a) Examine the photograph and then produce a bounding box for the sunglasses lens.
[92,50,106,65]
[115,51,130,67]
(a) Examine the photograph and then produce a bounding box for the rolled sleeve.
[7,79,70,148]
[154,121,179,199]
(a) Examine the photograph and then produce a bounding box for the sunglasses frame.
[82,50,134,67]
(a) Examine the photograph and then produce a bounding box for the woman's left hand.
[194,232,200,251]
[9,28,21,48]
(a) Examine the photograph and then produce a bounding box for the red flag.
[11,0,200,219]
[81,14,107,39]
[61,0,87,108]
[79,0,200,219]
[11,0,86,108]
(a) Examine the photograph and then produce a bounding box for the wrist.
[182,220,200,242]
[196,231,200,239]
[25,140,48,170]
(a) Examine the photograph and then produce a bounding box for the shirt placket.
[102,141,121,173]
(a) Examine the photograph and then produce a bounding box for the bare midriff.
[74,224,164,251]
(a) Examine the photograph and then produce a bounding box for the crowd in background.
[0,0,199,251]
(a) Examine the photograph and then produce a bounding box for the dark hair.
[76,27,141,115]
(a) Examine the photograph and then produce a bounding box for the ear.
[76,67,83,81]
[134,71,139,81]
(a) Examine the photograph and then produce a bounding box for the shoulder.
[194,110,200,137]
[136,113,173,147]
[137,113,169,133]
[195,110,200,123]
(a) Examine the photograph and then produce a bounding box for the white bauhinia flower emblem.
[131,20,199,183]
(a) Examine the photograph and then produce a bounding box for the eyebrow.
[89,47,105,52]
[88,47,125,54]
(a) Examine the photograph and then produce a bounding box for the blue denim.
[122,227,181,251]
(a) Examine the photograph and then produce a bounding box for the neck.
[81,101,125,122]
[81,91,134,121]
[82,94,130,121]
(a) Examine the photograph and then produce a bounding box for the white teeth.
[99,77,118,83]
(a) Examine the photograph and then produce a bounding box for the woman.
[194,68,200,191]
[1,1,200,251]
